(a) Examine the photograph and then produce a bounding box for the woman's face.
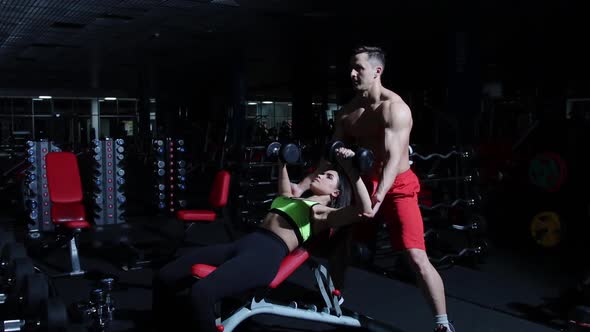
[310,170,340,198]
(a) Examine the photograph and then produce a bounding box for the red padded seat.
[45,152,90,229]
[191,247,310,289]
[177,210,216,222]
[62,221,92,229]
[177,170,230,223]
[51,202,86,223]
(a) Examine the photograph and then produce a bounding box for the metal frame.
[211,259,364,332]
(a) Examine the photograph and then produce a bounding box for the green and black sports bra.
[269,196,319,244]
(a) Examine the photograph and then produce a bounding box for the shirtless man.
[293,46,455,332]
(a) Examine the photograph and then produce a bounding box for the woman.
[153,148,372,332]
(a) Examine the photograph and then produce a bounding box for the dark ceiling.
[0,0,588,98]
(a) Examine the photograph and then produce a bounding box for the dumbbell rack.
[22,140,61,237]
[372,145,487,271]
[237,145,280,228]
[415,145,487,267]
[236,143,310,229]
[90,138,126,227]
[152,138,187,215]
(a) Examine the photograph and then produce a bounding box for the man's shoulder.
[380,95,411,124]
[381,98,410,114]
[381,88,405,103]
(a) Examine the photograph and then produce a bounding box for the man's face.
[350,53,379,91]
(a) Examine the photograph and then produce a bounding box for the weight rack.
[152,138,187,215]
[90,138,126,227]
[22,140,61,237]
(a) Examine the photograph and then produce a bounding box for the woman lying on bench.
[153,147,372,332]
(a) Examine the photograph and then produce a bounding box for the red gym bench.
[176,170,235,243]
[45,152,91,276]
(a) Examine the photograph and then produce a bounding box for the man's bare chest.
[343,109,384,139]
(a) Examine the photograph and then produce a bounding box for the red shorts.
[353,169,425,252]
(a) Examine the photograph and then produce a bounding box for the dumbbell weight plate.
[325,141,345,163]
[42,298,69,332]
[354,148,374,173]
[22,273,49,317]
[266,142,281,160]
[281,143,301,164]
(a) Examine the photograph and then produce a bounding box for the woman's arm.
[277,161,294,197]
[337,147,372,216]
[312,149,373,229]
[313,204,364,230]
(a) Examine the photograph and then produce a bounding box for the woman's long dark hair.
[302,166,353,209]
[330,165,353,209]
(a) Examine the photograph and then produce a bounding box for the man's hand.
[363,192,384,218]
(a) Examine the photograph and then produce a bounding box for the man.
[292,46,455,332]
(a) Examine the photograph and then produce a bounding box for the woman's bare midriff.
[259,213,300,252]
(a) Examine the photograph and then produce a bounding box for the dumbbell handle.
[2,319,24,331]
[325,141,374,173]
[335,148,357,158]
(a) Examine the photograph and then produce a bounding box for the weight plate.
[528,152,567,192]
[266,142,281,159]
[281,143,300,164]
[530,211,562,248]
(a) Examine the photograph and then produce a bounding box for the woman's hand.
[335,147,355,174]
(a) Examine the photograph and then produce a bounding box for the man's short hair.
[352,46,386,68]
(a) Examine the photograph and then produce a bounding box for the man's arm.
[372,102,412,211]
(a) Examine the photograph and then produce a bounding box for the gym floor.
[0,210,579,332]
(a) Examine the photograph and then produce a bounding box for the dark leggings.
[153,229,289,332]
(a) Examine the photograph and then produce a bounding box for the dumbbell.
[1,297,69,332]
[71,278,116,331]
[266,142,301,164]
[1,257,35,309]
[2,272,49,320]
[1,262,53,331]
[324,141,374,173]
[1,243,27,274]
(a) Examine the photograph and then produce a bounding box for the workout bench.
[45,152,91,277]
[192,247,398,332]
